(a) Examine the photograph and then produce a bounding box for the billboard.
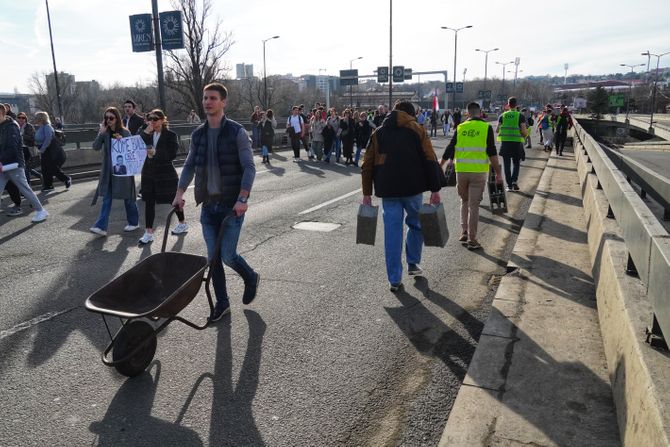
[159,10,184,50]
[129,14,153,52]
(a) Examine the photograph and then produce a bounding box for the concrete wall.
[572,128,670,446]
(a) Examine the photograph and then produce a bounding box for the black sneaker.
[242,272,260,305]
[209,302,231,322]
[389,282,403,292]
[42,186,55,193]
[512,183,520,191]
[467,240,483,250]
[408,263,423,276]
[65,177,72,189]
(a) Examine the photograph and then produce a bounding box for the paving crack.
[0,306,78,339]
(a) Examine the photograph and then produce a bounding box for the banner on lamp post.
[129,14,153,52]
[159,10,184,50]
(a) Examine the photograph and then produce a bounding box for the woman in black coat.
[137,109,188,245]
[354,111,373,167]
[339,109,356,165]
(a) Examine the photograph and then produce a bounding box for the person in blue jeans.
[90,107,139,236]
[173,82,259,322]
[361,101,442,291]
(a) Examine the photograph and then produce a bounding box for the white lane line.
[298,189,361,215]
[0,307,77,340]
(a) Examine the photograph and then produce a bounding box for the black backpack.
[54,129,66,146]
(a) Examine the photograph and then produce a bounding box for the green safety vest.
[497,110,525,143]
[454,120,490,173]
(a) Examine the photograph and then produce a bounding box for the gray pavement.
[440,144,620,446]
[0,130,548,446]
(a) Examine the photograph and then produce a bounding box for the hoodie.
[361,110,439,198]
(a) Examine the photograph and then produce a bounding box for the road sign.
[392,66,405,82]
[455,82,463,93]
[496,94,506,101]
[609,94,625,107]
[404,68,413,80]
[129,14,153,52]
[159,10,184,50]
[478,90,492,100]
[340,69,359,86]
[377,66,389,83]
[446,82,454,93]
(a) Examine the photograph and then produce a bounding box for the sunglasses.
[148,116,160,121]
[17,116,26,120]
[104,116,116,121]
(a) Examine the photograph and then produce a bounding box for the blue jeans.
[381,194,423,285]
[94,195,139,231]
[252,126,260,148]
[261,145,269,157]
[200,203,256,308]
[354,143,362,166]
[334,137,342,161]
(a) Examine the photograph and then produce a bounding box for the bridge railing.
[573,117,670,347]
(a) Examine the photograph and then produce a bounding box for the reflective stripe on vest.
[497,110,525,143]
[454,120,490,173]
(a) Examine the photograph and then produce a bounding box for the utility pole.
[642,50,670,134]
[475,47,498,109]
[441,25,472,111]
[45,0,63,122]
[152,0,166,112]
[389,0,393,109]
[620,63,645,126]
[563,63,569,85]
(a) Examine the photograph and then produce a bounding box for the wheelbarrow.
[85,209,232,377]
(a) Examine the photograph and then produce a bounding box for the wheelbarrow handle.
[161,208,180,253]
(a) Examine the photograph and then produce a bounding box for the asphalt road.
[0,130,549,447]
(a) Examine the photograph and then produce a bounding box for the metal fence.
[572,118,670,348]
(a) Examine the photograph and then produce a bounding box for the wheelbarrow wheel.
[112,320,157,377]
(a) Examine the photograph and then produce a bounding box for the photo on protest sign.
[110,135,147,176]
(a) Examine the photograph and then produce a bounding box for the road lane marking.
[0,307,77,340]
[298,189,361,215]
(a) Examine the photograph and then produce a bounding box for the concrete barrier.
[572,127,670,446]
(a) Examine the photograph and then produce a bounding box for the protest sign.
[111,135,147,176]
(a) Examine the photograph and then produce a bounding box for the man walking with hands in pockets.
[361,101,442,292]
[173,83,259,322]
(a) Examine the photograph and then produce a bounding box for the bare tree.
[29,71,77,123]
[165,0,234,118]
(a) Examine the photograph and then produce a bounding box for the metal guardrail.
[573,118,670,348]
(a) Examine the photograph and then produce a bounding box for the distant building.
[0,93,35,115]
[46,72,76,95]
[236,63,254,79]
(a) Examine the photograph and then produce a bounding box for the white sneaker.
[171,222,189,235]
[89,226,107,236]
[124,224,140,232]
[138,231,154,245]
[31,209,49,223]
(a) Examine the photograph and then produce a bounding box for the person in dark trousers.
[340,109,356,165]
[429,109,438,137]
[34,111,70,193]
[522,108,534,148]
[554,106,573,156]
[361,101,442,291]
[286,106,305,162]
[173,82,260,322]
[353,111,373,167]
[496,97,528,192]
[452,108,462,129]
[137,109,189,245]
[122,100,145,135]
[260,109,276,163]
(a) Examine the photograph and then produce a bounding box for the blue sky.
[2,0,668,93]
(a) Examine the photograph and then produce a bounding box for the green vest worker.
[496,97,527,192]
[441,102,503,250]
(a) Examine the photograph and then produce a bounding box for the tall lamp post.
[641,50,670,133]
[349,56,363,107]
[475,47,498,107]
[496,60,514,101]
[262,35,280,109]
[442,25,472,109]
[620,63,645,125]
[45,0,63,123]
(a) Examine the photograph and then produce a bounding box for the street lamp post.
[475,47,498,107]
[641,50,670,133]
[349,56,363,108]
[620,63,645,125]
[442,25,472,109]
[45,0,63,123]
[262,35,280,109]
[496,60,514,102]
